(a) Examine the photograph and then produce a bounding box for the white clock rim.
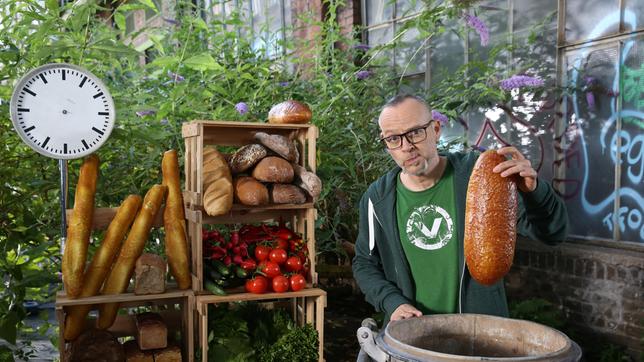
[9,63,116,160]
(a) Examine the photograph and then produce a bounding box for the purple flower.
[472,144,487,152]
[167,70,185,82]
[356,70,371,80]
[431,110,449,125]
[353,44,371,51]
[463,13,489,47]
[160,119,169,125]
[586,92,595,110]
[278,81,290,87]
[235,102,248,115]
[136,110,156,117]
[499,75,544,90]
[163,17,180,26]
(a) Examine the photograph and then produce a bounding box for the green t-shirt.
[396,163,458,314]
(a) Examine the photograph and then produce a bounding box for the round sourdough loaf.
[268,100,312,124]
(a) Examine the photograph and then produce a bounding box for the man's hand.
[494,147,537,193]
[391,304,422,321]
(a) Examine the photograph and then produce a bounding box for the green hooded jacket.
[352,152,568,323]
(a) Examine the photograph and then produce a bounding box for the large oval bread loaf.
[464,150,518,286]
[203,146,233,216]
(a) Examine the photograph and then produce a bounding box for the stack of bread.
[62,150,192,344]
[201,100,322,215]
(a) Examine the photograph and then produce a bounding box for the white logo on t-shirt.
[406,205,454,250]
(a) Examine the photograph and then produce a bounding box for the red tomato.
[269,248,288,265]
[259,261,281,278]
[254,245,271,261]
[285,256,303,272]
[272,275,289,293]
[289,274,307,291]
[274,238,289,250]
[245,276,268,294]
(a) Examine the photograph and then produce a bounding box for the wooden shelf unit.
[182,120,326,361]
[56,207,194,361]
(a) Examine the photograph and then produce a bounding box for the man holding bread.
[352,94,568,323]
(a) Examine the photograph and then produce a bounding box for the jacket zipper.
[459,260,465,313]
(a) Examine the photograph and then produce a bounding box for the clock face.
[10,63,115,159]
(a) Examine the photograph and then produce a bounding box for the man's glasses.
[380,122,433,150]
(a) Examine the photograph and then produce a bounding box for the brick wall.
[336,0,361,50]
[506,237,644,358]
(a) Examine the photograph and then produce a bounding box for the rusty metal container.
[357,314,581,362]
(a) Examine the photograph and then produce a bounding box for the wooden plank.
[195,287,325,304]
[65,206,165,231]
[182,123,201,138]
[308,124,318,172]
[56,288,192,307]
[316,294,326,362]
[200,208,301,225]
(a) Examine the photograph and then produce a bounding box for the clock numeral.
[39,74,48,84]
[41,137,50,148]
[62,70,66,80]
[17,108,30,112]
[79,76,88,88]
[98,112,109,116]
[64,143,68,154]
[23,88,36,97]
[93,92,104,99]
[82,139,89,150]
[24,125,35,133]
[92,127,104,136]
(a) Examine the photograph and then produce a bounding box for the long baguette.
[63,195,142,341]
[162,150,191,290]
[62,154,99,299]
[97,185,167,330]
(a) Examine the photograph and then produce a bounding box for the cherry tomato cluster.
[203,223,310,295]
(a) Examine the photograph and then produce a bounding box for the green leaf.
[45,0,59,13]
[138,0,157,11]
[183,53,222,72]
[150,55,179,67]
[0,311,19,344]
[114,12,126,31]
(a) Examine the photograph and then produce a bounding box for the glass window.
[429,23,464,84]
[513,0,557,31]
[565,0,620,43]
[367,0,393,26]
[395,26,426,75]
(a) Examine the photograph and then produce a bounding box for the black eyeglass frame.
[379,121,435,150]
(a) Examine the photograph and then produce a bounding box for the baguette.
[464,150,518,286]
[97,185,167,329]
[63,195,142,341]
[162,150,191,290]
[62,154,100,299]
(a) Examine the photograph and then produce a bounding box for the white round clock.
[10,63,115,159]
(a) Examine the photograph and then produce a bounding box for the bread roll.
[271,184,307,204]
[228,144,267,174]
[254,132,299,163]
[162,150,191,290]
[202,146,233,216]
[234,177,269,205]
[65,329,124,362]
[123,340,154,362]
[252,156,294,183]
[292,164,322,199]
[464,150,518,286]
[98,185,167,330]
[63,154,99,299]
[268,100,312,124]
[63,195,142,341]
[153,344,182,362]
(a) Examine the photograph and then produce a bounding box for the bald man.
[352,94,568,323]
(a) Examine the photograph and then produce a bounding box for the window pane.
[367,0,393,26]
[368,26,394,67]
[397,0,423,17]
[430,24,464,85]
[619,36,644,243]
[513,0,557,31]
[251,0,266,53]
[398,74,425,94]
[562,45,619,240]
[624,0,644,32]
[395,26,426,75]
[565,0,619,43]
[267,0,283,57]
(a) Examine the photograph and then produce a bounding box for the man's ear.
[432,120,442,137]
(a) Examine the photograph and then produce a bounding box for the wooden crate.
[56,289,194,361]
[181,120,318,211]
[57,207,195,361]
[186,207,318,293]
[195,288,326,362]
